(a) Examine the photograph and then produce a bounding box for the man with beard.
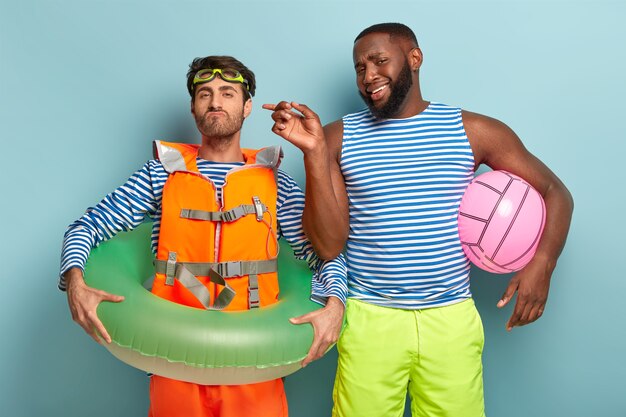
[60,55,347,417]
[265,23,573,417]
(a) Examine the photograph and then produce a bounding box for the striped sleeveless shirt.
[340,102,475,309]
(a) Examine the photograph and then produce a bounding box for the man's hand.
[262,101,325,155]
[497,257,553,331]
[290,296,345,367]
[65,267,124,344]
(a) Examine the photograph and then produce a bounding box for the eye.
[376,58,387,65]
[223,92,234,98]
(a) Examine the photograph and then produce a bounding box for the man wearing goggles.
[61,55,348,417]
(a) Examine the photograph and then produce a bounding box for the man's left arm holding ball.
[462,110,574,331]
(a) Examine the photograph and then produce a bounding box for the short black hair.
[186,55,256,100]
[354,23,419,48]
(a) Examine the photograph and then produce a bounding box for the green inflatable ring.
[83,222,318,385]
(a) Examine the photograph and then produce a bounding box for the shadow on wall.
[148,99,199,145]
[285,348,338,417]
[10,282,149,417]
[317,73,365,124]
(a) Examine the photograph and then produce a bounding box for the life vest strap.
[154,258,277,310]
[215,259,277,278]
[153,254,243,310]
[155,259,277,278]
[248,273,259,309]
[177,262,235,310]
[179,202,268,223]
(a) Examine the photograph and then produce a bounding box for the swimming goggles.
[193,68,250,91]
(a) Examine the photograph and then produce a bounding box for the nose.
[361,64,378,86]
[206,94,223,110]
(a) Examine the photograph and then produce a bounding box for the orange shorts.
[148,375,287,417]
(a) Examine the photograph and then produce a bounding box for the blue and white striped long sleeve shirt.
[59,158,348,306]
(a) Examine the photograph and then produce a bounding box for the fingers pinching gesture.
[263,101,325,154]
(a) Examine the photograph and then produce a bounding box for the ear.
[243,98,252,118]
[190,99,196,117]
[409,47,423,72]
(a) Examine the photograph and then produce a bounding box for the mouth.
[367,84,388,101]
[205,110,227,117]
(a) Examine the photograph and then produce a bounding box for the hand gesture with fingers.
[65,268,125,343]
[262,101,325,154]
[497,259,551,331]
[290,297,344,367]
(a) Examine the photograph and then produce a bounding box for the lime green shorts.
[332,298,485,417]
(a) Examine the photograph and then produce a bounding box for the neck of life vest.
[150,140,283,312]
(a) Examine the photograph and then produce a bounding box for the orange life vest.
[150,140,282,312]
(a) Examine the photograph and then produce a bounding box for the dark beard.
[195,108,245,145]
[360,61,413,120]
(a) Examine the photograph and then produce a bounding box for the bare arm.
[303,119,349,259]
[263,102,349,259]
[463,110,574,331]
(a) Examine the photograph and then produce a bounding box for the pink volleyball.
[458,170,546,273]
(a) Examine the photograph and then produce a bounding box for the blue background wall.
[1,1,624,416]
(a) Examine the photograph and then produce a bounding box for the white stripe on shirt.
[340,102,475,309]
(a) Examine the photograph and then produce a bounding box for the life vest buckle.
[217,261,242,278]
[248,273,260,309]
[222,209,237,223]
